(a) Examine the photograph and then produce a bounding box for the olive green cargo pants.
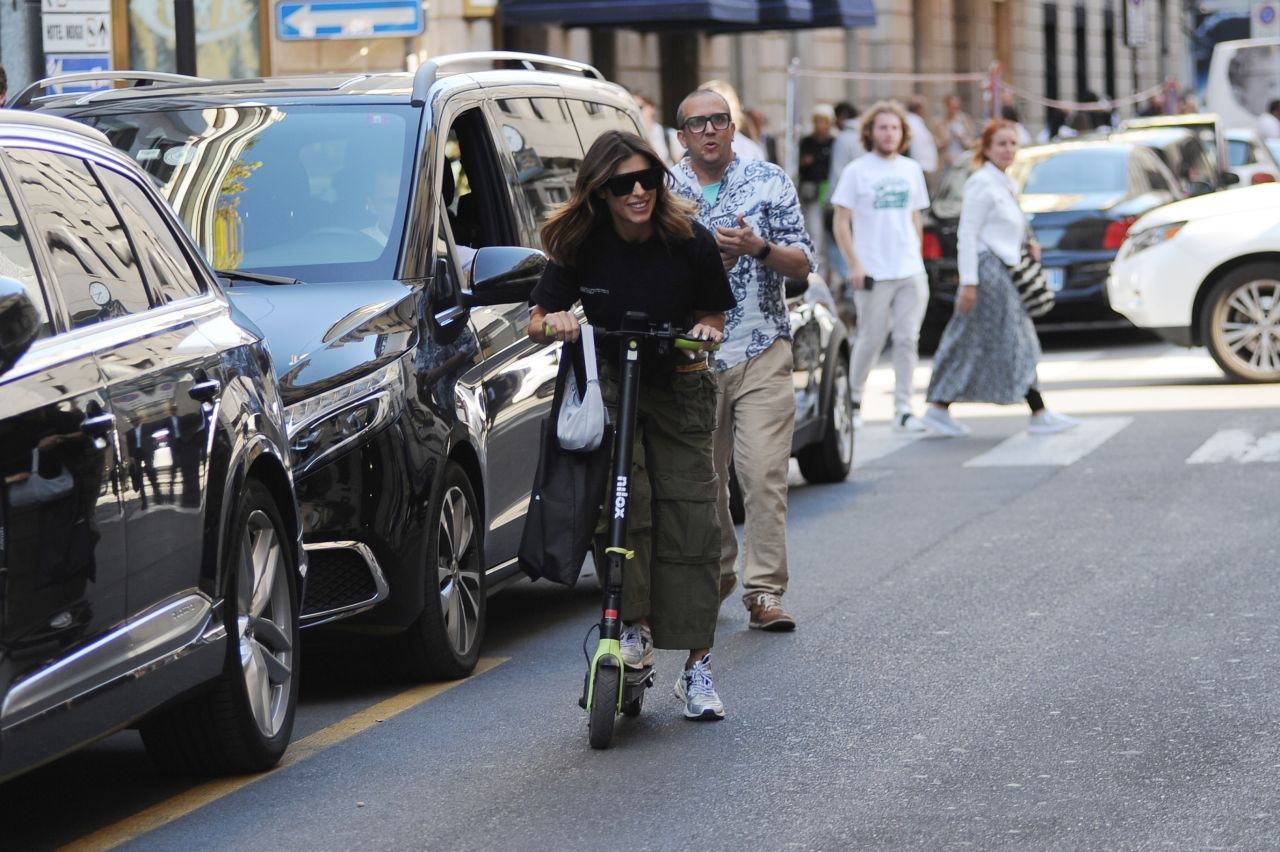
[594,361,721,650]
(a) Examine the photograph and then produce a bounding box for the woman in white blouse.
[920,121,1079,437]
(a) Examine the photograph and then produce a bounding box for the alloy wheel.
[436,485,482,657]
[832,358,854,466]
[1212,278,1280,380]
[237,508,294,738]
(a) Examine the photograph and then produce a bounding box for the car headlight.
[286,361,403,472]
[1120,221,1186,259]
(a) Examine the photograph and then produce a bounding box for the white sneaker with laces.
[619,622,653,669]
[895,412,928,433]
[1028,409,1080,435]
[674,653,725,720]
[920,406,971,437]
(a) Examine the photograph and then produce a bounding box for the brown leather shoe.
[719,574,737,604]
[747,593,796,631]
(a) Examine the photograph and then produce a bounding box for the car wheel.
[796,351,854,483]
[1201,264,1280,382]
[402,461,485,680]
[141,479,299,773]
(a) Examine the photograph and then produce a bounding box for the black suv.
[28,55,652,679]
[0,112,304,781]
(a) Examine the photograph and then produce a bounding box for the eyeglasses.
[604,166,666,197]
[681,112,731,134]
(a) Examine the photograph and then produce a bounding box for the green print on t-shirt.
[873,178,910,210]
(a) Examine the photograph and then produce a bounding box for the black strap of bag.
[518,341,613,586]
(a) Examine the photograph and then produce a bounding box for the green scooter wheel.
[588,666,619,749]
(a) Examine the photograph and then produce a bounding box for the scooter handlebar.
[542,324,720,351]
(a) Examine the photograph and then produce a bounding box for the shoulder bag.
[997,175,1056,318]
[518,334,613,586]
[556,325,607,453]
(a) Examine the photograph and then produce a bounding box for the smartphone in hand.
[863,275,875,291]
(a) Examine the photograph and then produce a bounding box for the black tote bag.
[518,342,614,586]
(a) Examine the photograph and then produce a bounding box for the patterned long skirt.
[926,250,1041,405]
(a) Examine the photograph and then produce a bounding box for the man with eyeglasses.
[671,88,815,632]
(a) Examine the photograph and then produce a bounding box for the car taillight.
[922,230,942,260]
[1103,217,1136,250]
[1251,172,1276,184]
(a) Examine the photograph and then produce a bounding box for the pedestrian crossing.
[853,421,1280,469]
[1186,430,1280,464]
[848,342,1280,470]
[962,416,1132,467]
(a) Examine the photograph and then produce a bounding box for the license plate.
[1044,267,1066,291]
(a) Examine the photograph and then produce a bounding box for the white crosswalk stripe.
[853,425,928,467]
[1186,430,1280,464]
[963,416,1133,467]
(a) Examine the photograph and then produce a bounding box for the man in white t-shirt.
[831,100,931,432]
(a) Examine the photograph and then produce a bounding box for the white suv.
[1107,182,1280,382]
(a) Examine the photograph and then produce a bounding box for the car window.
[1014,150,1130,194]
[564,98,643,152]
[1227,138,1255,167]
[0,165,53,339]
[84,105,418,284]
[96,167,206,303]
[6,148,150,330]
[496,97,584,231]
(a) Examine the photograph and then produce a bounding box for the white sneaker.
[674,653,725,720]
[894,411,928,433]
[920,406,970,437]
[619,623,653,669]
[1028,409,1080,435]
[852,410,864,429]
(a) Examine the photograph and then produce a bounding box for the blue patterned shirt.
[672,156,816,370]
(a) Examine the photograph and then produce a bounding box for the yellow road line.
[61,657,508,852]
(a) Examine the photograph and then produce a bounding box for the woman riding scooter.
[529,130,735,721]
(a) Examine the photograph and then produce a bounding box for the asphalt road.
[4,332,1278,851]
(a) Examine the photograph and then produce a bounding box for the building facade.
[3,1,1190,152]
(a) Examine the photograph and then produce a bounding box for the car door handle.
[189,377,221,401]
[80,411,115,435]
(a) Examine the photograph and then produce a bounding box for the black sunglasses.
[681,112,731,134]
[604,166,666,197]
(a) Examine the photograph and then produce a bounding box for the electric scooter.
[556,312,717,750]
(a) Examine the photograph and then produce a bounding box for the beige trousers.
[713,338,795,600]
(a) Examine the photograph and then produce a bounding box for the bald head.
[676,89,731,129]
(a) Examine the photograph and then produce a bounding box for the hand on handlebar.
[541,311,580,343]
[685,323,723,351]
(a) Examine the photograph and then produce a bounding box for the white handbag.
[556,324,607,453]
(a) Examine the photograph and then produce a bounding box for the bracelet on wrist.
[753,241,772,261]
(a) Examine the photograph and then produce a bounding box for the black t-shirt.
[798,134,834,184]
[532,220,735,335]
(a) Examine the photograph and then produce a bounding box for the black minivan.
[29,54,651,679]
[0,112,304,781]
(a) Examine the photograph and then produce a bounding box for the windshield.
[84,105,419,283]
[1011,149,1129,195]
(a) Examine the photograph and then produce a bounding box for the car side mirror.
[462,246,548,307]
[0,277,40,377]
[1221,171,1240,187]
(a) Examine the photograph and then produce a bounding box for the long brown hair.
[971,119,1018,169]
[541,130,696,266]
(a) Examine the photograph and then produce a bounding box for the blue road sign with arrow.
[276,0,424,40]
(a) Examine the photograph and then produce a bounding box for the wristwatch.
[753,241,772,261]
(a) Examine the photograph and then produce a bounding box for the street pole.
[785,56,799,180]
[24,0,45,84]
[174,0,197,75]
